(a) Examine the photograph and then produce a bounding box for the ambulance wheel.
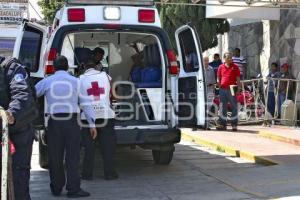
[152,149,174,165]
[39,131,48,169]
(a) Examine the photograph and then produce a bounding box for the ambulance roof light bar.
[66,0,154,6]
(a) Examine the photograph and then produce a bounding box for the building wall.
[270,10,300,108]
[227,22,263,78]
[204,10,300,121]
[205,10,300,80]
[270,10,300,80]
[205,22,263,78]
[28,0,44,20]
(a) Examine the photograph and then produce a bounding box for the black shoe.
[232,126,238,132]
[50,184,62,197]
[67,189,90,198]
[104,171,119,180]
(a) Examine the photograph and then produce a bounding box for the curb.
[238,151,277,166]
[181,133,239,157]
[259,130,300,147]
[181,131,277,166]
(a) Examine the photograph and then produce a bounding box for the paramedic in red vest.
[216,52,241,131]
[80,58,118,180]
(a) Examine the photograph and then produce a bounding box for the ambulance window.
[19,27,43,72]
[178,29,199,73]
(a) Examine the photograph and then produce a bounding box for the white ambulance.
[12,0,207,167]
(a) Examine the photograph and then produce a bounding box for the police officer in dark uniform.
[0,57,37,200]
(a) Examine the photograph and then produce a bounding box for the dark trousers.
[278,92,286,117]
[219,88,238,126]
[81,119,116,177]
[11,125,34,200]
[267,92,276,117]
[47,114,81,193]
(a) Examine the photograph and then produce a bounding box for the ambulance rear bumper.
[115,128,181,145]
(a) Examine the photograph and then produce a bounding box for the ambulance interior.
[61,32,165,125]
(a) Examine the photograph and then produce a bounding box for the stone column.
[260,20,271,78]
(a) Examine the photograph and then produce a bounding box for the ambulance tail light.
[167,50,179,75]
[45,48,57,75]
[138,9,155,23]
[68,8,85,22]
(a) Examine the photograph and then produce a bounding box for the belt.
[49,113,78,119]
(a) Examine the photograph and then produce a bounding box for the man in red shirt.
[217,52,241,131]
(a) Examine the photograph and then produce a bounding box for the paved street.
[30,140,261,200]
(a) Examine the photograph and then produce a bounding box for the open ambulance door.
[13,21,48,129]
[13,21,47,78]
[174,24,207,128]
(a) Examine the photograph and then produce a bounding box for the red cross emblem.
[87,82,105,101]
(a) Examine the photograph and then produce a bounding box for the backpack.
[130,66,142,82]
[141,66,161,82]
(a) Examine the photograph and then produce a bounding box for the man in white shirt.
[35,56,96,198]
[79,58,118,181]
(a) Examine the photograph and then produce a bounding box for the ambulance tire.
[39,131,48,169]
[152,149,174,165]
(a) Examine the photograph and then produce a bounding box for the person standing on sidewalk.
[209,53,222,79]
[216,52,241,131]
[267,63,281,117]
[35,56,97,198]
[204,56,216,129]
[278,63,293,117]
[79,58,118,181]
[233,48,246,80]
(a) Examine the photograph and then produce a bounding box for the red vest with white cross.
[79,69,115,119]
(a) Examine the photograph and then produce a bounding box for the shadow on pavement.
[30,142,264,200]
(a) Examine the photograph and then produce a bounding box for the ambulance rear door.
[174,24,207,128]
[13,21,48,129]
[13,21,48,78]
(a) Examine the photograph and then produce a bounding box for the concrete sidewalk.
[181,126,300,199]
[181,126,300,165]
[257,126,300,146]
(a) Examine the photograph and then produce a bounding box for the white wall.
[28,0,44,20]
[206,0,280,20]
[203,33,229,62]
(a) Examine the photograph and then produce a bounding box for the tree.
[156,0,230,51]
[38,0,64,24]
